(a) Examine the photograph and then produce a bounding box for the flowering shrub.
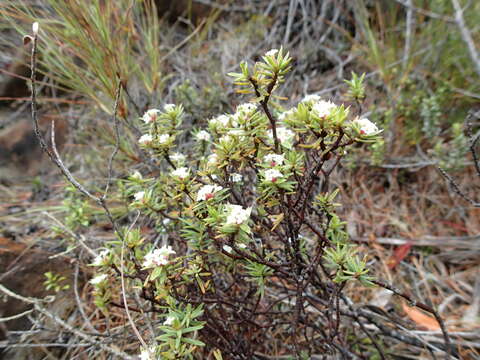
[89,48,384,359]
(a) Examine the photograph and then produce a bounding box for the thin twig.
[103,81,122,200]
[0,309,33,323]
[372,279,452,359]
[119,210,148,349]
[437,167,479,207]
[30,23,146,355]
[394,0,455,23]
[451,0,480,77]
[0,283,132,359]
[402,0,414,70]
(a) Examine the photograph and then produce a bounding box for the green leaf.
[182,337,206,347]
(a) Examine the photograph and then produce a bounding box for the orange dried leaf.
[387,242,412,269]
[402,303,441,331]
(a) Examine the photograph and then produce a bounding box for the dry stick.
[402,0,414,71]
[394,0,455,23]
[372,279,452,359]
[73,261,98,334]
[465,111,480,176]
[103,82,122,199]
[29,23,148,353]
[0,284,132,359]
[119,210,150,351]
[437,110,480,207]
[42,211,97,257]
[0,309,33,323]
[437,167,480,207]
[451,0,480,78]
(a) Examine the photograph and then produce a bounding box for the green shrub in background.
[2,0,173,114]
[355,0,479,168]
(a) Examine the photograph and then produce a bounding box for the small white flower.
[163,316,175,326]
[301,94,321,103]
[271,127,295,144]
[219,134,234,144]
[157,134,171,145]
[171,167,189,180]
[134,191,145,202]
[238,243,247,249]
[353,117,379,136]
[223,245,233,253]
[207,153,218,165]
[170,152,186,164]
[263,153,285,166]
[92,249,110,266]
[236,103,257,115]
[278,109,294,122]
[265,48,279,57]
[163,218,171,226]
[230,173,243,183]
[131,171,143,180]
[90,274,108,285]
[138,134,153,145]
[196,130,211,141]
[139,346,156,360]
[197,184,223,201]
[264,168,283,183]
[225,204,252,225]
[164,103,175,112]
[209,114,230,128]
[142,109,161,123]
[32,22,39,34]
[142,245,176,268]
[312,100,336,118]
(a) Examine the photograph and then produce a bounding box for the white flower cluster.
[230,173,243,183]
[171,167,189,180]
[265,48,279,57]
[131,170,143,180]
[219,134,235,146]
[197,184,223,201]
[209,114,230,129]
[134,191,145,202]
[312,100,337,118]
[264,168,283,182]
[92,249,110,266]
[196,130,211,141]
[164,103,175,112]
[223,243,247,253]
[353,118,379,136]
[301,94,321,103]
[163,316,175,326]
[207,153,218,165]
[170,152,186,164]
[138,134,153,145]
[138,133,171,146]
[225,204,252,225]
[236,103,257,115]
[139,346,156,360]
[278,109,295,122]
[142,109,161,123]
[157,134,171,145]
[270,127,295,144]
[90,273,108,286]
[264,153,284,166]
[142,245,176,268]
